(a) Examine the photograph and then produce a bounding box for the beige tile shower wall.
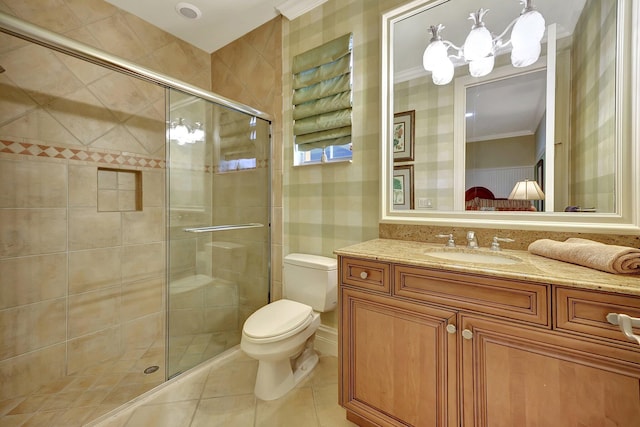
[0,156,167,400]
[210,18,283,323]
[0,0,212,400]
[570,0,617,211]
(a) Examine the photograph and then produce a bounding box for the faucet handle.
[435,233,456,247]
[466,231,479,249]
[490,236,515,251]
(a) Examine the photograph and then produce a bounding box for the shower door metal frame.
[0,11,272,122]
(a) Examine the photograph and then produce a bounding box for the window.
[295,142,352,164]
[292,33,353,165]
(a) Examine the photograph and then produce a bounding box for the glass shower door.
[166,88,270,378]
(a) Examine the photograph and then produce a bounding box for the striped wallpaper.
[570,0,617,212]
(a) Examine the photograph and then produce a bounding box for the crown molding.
[275,0,328,20]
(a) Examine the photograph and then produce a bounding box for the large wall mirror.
[381,0,639,233]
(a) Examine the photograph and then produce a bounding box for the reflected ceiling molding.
[394,65,428,84]
[276,0,328,20]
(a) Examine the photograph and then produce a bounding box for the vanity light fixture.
[508,179,545,200]
[168,118,205,145]
[422,0,545,85]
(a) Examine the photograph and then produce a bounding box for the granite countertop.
[334,238,640,297]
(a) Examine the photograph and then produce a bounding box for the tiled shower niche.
[97,168,142,212]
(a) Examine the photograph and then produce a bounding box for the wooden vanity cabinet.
[459,313,640,427]
[338,256,640,427]
[340,287,458,427]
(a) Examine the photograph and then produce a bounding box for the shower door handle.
[183,223,264,233]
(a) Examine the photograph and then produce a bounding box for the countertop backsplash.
[379,223,640,251]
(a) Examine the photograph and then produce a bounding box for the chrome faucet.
[490,236,515,251]
[466,231,479,249]
[436,233,456,247]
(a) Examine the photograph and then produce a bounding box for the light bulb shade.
[171,123,190,142]
[511,41,541,67]
[463,26,493,62]
[508,179,545,200]
[431,57,454,85]
[423,40,448,71]
[191,122,205,142]
[191,128,205,142]
[510,8,545,68]
[512,10,545,48]
[469,55,495,77]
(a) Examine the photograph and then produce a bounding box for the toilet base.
[254,341,319,401]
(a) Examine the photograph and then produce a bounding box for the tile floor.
[1,342,354,427]
[1,334,355,427]
[90,349,356,427]
[0,339,166,427]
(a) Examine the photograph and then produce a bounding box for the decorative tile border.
[0,139,270,173]
[0,139,166,169]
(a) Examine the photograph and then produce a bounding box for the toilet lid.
[243,299,313,340]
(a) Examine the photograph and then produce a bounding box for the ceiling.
[104,0,318,53]
[465,70,547,143]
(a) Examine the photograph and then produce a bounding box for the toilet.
[241,253,337,401]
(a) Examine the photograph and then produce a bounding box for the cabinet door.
[340,287,458,427]
[460,313,640,427]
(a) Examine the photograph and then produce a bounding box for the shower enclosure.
[166,89,271,378]
[0,11,270,425]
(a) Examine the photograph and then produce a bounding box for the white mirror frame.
[380,0,640,234]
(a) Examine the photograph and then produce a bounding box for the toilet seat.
[243,299,314,344]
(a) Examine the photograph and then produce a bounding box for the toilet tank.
[283,253,337,312]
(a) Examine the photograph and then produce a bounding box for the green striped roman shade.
[219,109,256,161]
[292,33,353,155]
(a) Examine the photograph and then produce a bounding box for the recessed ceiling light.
[175,2,202,20]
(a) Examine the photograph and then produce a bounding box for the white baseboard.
[314,324,338,357]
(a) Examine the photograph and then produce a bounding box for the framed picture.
[393,164,414,210]
[393,110,415,161]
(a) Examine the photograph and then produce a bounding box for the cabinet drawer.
[394,265,550,326]
[555,287,640,346]
[340,257,390,293]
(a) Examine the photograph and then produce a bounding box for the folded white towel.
[528,238,640,274]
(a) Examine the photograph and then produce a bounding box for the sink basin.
[423,249,522,265]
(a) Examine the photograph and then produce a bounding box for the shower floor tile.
[0,340,164,427]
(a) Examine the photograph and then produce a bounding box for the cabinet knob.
[462,329,473,340]
[360,271,368,279]
[446,324,457,334]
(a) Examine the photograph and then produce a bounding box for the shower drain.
[144,365,160,374]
